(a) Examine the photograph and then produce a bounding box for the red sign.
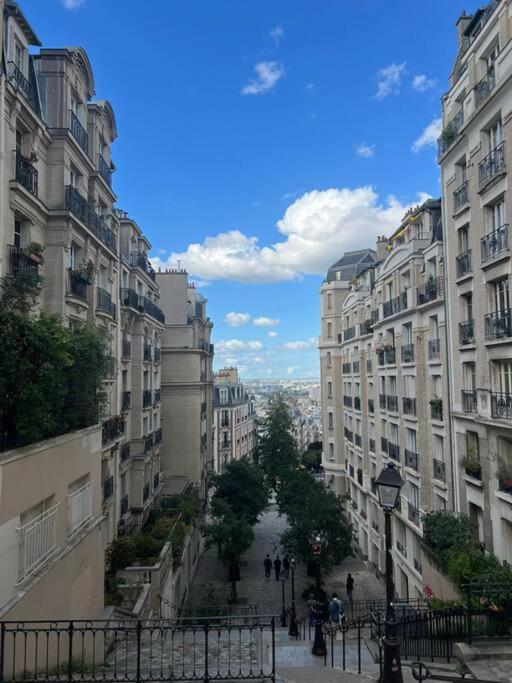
[312,543,322,556]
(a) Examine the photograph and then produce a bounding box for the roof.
[213,384,250,407]
[325,249,377,282]
[5,1,41,46]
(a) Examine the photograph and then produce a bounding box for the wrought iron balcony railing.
[69,110,88,153]
[103,476,114,501]
[431,399,443,421]
[353,361,360,374]
[428,338,440,360]
[387,395,398,412]
[403,397,416,416]
[459,320,475,345]
[361,319,372,335]
[121,391,131,411]
[433,458,446,482]
[344,427,353,442]
[417,276,444,306]
[479,141,505,187]
[461,390,477,413]
[66,269,88,301]
[344,326,355,341]
[383,292,408,319]
[96,287,116,319]
[120,494,129,515]
[388,442,400,461]
[129,251,156,281]
[491,391,512,419]
[102,415,124,446]
[354,396,361,411]
[456,249,472,278]
[401,344,414,363]
[453,179,469,212]
[8,244,40,275]
[485,308,512,340]
[481,224,508,263]
[15,149,38,196]
[120,288,165,324]
[65,185,117,253]
[343,395,353,408]
[144,432,154,453]
[408,503,420,526]
[405,449,418,470]
[98,153,112,186]
[143,389,152,408]
[8,61,33,100]
[437,109,464,158]
[122,339,131,358]
[475,69,496,106]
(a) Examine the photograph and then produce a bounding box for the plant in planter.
[77,259,97,284]
[497,460,512,493]
[26,242,44,263]
[430,397,443,410]
[460,447,481,477]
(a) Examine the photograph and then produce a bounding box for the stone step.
[276,667,376,682]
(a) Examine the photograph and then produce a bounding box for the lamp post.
[288,557,299,637]
[311,534,326,656]
[374,462,404,683]
[281,569,287,627]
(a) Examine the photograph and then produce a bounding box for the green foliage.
[423,511,475,570]
[151,516,175,540]
[165,486,200,525]
[256,394,299,482]
[204,498,254,569]
[170,520,186,569]
[133,534,165,560]
[301,449,322,470]
[307,441,322,451]
[105,574,123,606]
[211,459,267,525]
[1,270,43,313]
[106,537,137,574]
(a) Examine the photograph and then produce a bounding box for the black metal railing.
[433,458,446,482]
[431,400,443,421]
[120,494,129,515]
[361,319,372,335]
[121,391,131,411]
[69,110,88,153]
[102,416,124,446]
[122,339,131,358]
[143,298,165,324]
[143,389,152,408]
[129,251,156,281]
[491,391,512,419]
[385,347,396,364]
[353,360,360,374]
[475,68,496,105]
[417,276,444,306]
[143,482,150,502]
[344,428,353,442]
[96,287,116,319]
[103,476,114,501]
[342,362,351,373]
[154,428,162,445]
[388,442,400,461]
[481,223,508,262]
[357,468,363,485]
[154,389,161,404]
[379,394,387,410]
[479,141,505,187]
[485,308,512,340]
[459,319,475,345]
[98,153,112,186]
[144,344,152,361]
[401,344,414,363]
[154,347,161,362]
[387,395,398,412]
[405,449,418,470]
[7,61,33,101]
[66,269,88,300]
[144,432,154,453]
[354,396,361,411]
[403,397,416,415]
[456,249,472,278]
[368,398,374,413]
[65,185,117,253]
[120,288,165,323]
[369,438,375,453]
[453,179,469,211]
[461,389,477,413]
[343,395,353,408]
[428,338,440,360]
[383,292,408,318]
[355,433,362,447]
[8,244,40,275]
[408,502,420,526]
[120,443,130,462]
[154,472,160,490]
[437,109,464,158]
[15,149,38,196]
[344,326,355,341]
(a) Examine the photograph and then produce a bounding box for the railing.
[366,358,372,372]
[417,276,444,306]
[143,297,165,324]
[144,344,152,362]
[143,389,152,408]
[154,347,161,362]
[342,362,351,373]
[462,582,512,642]
[388,442,400,461]
[66,269,88,300]
[368,398,374,413]
[357,468,363,485]
[122,339,131,358]
[485,308,512,340]
[461,389,477,413]
[120,443,130,462]
[456,249,472,278]
[15,149,38,196]
[491,391,512,419]
[68,481,93,535]
[401,343,414,363]
[120,494,129,515]
[98,153,112,186]
[129,251,156,281]
[7,61,33,102]
[403,397,416,415]
[102,416,124,446]
[353,360,360,374]
[344,428,353,442]
[479,141,505,187]
[354,396,361,411]
[355,433,362,447]
[65,185,117,253]
[361,319,372,335]
[154,388,161,404]
[8,244,40,275]
[379,394,387,410]
[154,428,162,445]
[344,326,355,341]
[430,400,443,421]
[144,432,154,453]
[428,338,440,360]
[120,288,165,323]
[96,287,116,319]
[381,437,388,453]
[383,292,408,318]
[408,502,420,526]
[481,223,508,262]
[103,475,114,501]
[385,347,396,364]
[433,458,446,482]
[69,110,88,153]
[343,395,353,408]
[154,472,160,490]
[437,109,464,158]
[459,319,475,345]
[387,395,398,412]
[476,68,496,107]
[17,504,59,582]
[121,391,131,411]
[369,438,375,453]
[453,179,469,211]
[143,482,150,502]
[405,449,418,470]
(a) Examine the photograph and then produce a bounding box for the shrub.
[106,537,136,574]
[133,534,165,560]
[170,520,186,569]
[151,516,175,540]
[422,511,475,570]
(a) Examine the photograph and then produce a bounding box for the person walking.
[346,573,354,606]
[283,555,290,579]
[274,556,282,581]
[327,592,344,629]
[264,554,272,582]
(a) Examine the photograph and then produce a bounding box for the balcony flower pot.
[78,260,96,284]
[430,398,443,410]
[25,242,44,263]
[460,453,481,478]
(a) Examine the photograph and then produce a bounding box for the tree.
[256,394,299,482]
[301,448,322,470]
[211,459,268,525]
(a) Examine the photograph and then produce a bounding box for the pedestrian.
[327,592,344,629]
[346,573,354,606]
[264,554,272,582]
[283,554,290,579]
[307,593,316,626]
[273,556,282,581]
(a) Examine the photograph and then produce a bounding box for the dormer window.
[14,40,25,73]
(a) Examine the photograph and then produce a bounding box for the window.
[406,428,417,453]
[70,166,81,189]
[14,217,24,249]
[14,40,24,72]
[327,322,332,338]
[489,277,510,313]
[434,434,444,461]
[466,431,480,458]
[326,352,332,368]
[436,495,447,511]
[493,360,512,394]
[402,323,412,346]
[463,362,476,390]
[68,476,93,536]
[329,443,334,460]
[468,503,483,543]
[429,315,439,340]
[488,119,503,151]
[432,375,442,398]
[404,375,415,398]
[488,198,505,230]
[328,412,333,430]
[458,226,469,254]
[389,423,398,445]
[409,481,419,509]
[388,376,397,397]
[327,381,332,399]
[16,129,23,154]
[486,41,500,71]
[401,271,411,290]
[327,293,332,310]
[461,293,473,321]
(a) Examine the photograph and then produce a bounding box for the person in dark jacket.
[274,556,282,581]
[264,555,272,581]
[283,555,290,579]
[346,573,354,605]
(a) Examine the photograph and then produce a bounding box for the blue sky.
[24,0,466,378]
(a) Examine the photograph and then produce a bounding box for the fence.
[462,583,512,642]
[0,617,276,682]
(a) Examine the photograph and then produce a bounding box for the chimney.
[456,11,472,48]
[376,236,388,262]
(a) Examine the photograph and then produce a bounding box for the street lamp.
[288,557,299,637]
[311,534,326,657]
[375,462,404,683]
[280,569,287,627]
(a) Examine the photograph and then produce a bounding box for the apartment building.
[212,367,256,474]
[439,0,512,565]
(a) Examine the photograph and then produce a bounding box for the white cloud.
[216,339,263,352]
[412,74,437,92]
[242,61,284,95]
[412,118,442,153]
[306,83,315,90]
[60,0,85,8]
[225,311,251,327]
[269,26,284,46]
[283,338,316,351]
[374,62,406,100]
[152,186,419,284]
[254,316,280,327]
[268,331,279,338]
[356,143,375,159]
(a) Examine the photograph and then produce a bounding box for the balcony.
[69,110,88,153]
[388,442,400,461]
[481,224,508,263]
[353,361,360,374]
[370,477,377,495]
[342,362,351,374]
[396,540,407,556]
[343,395,353,408]
[122,339,131,358]
[372,519,379,532]
[381,436,388,454]
[379,394,387,410]
[143,389,152,408]
[120,495,129,516]
[369,438,375,453]
[8,244,41,276]
[371,309,379,325]
[120,288,165,324]
[129,251,156,281]
[103,476,114,501]
[475,69,496,106]
[383,292,408,319]
[453,179,469,212]
[430,399,443,421]
[498,476,512,495]
[417,277,444,306]
[7,61,34,104]
[14,149,38,196]
[144,432,154,453]
[385,347,396,364]
[143,483,150,503]
[433,459,446,482]
[387,395,398,412]
[344,428,353,442]
[154,348,161,362]
[154,389,161,405]
[479,141,505,187]
[154,472,160,490]
[408,503,420,526]
[403,397,416,416]
[361,319,372,335]
[401,343,414,363]
[121,391,131,411]
[144,344,152,362]
[368,398,374,414]
[485,308,512,340]
[355,433,362,447]
[461,390,477,413]
[98,153,112,186]
[154,428,162,445]
[456,249,472,278]
[344,326,356,341]
[491,392,512,420]
[377,350,385,366]
[459,320,475,346]
[65,185,117,253]
[96,287,116,319]
[120,443,130,462]
[102,416,124,447]
[366,359,372,372]
[357,468,363,485]
[405,449,418,470]
[437,109,464,158]
[65,269,88,301]
[354,396,361,411]
[428,338,440,360]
